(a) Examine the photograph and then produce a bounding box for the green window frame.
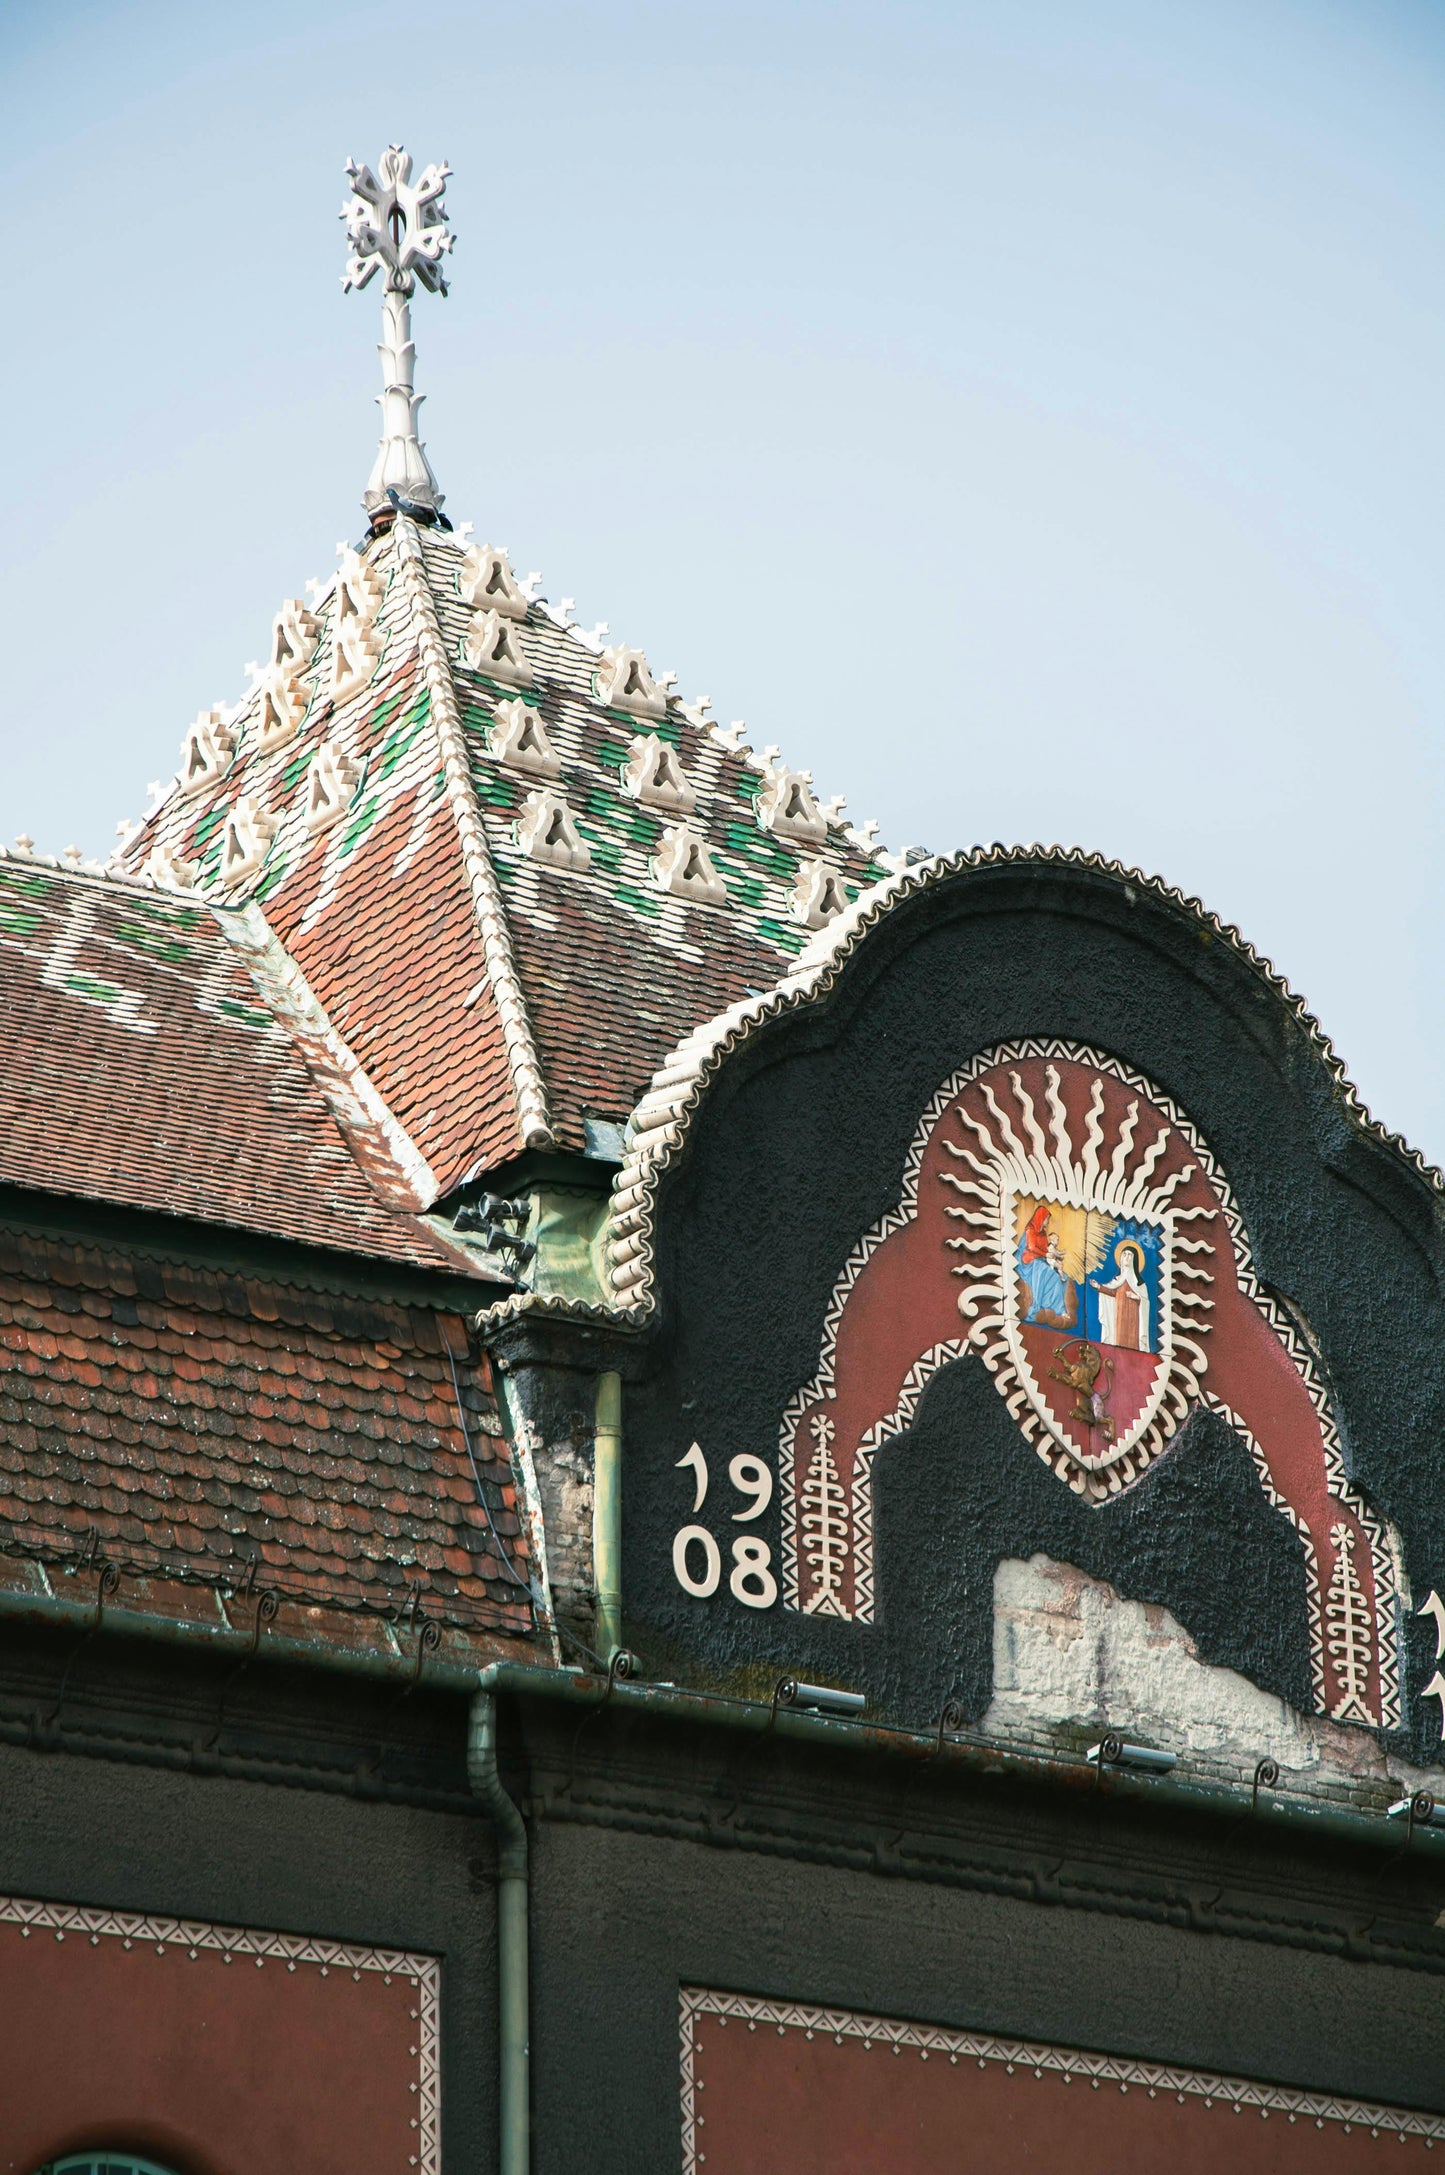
[40,2158,180,2175]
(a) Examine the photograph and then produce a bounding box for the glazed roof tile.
[117,547,529,1181]
[0,1227,533,1637]
[0,856,473,1271]
[117,515,888,1170]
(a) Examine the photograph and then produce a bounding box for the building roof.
[0,1225,534,1644]
[114,513,891,1179]
[0,855,480,1273]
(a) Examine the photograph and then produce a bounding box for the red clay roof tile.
[0,1229,535,1640]
[115,515,889,1176]
[0,858,482,1271]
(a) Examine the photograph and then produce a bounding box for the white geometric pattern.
[679,1987,1445,2172]
[776,1040,1402,1730]
[0,1892,440,2173]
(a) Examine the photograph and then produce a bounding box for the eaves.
[0,1181,513,1313]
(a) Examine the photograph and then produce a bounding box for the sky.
[3,1,1443,1156]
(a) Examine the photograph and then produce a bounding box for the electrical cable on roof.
[445,1345,607,1674]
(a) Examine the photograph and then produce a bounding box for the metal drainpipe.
[2,1582,1440,1863]
[592,1371,623,1661]
[468,1689,530,2175]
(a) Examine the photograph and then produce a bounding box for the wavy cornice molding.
[605,844,1443,1317]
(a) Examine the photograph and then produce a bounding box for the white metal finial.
[342,146,454,518]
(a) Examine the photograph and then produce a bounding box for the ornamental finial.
[342,146,455,520]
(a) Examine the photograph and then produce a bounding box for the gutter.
[467,1660,1445,1861]
[0,1581,493,1695]
[5,1578,1444,2175]
[0,1578,1437,1860]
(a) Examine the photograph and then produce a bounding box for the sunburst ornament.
[773,1042,1402,1729]
[945,1061,1208,1494]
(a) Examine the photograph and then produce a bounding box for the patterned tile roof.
[116,513,890,1170]
[0,856,473,1272]
[0,1226,534,1640]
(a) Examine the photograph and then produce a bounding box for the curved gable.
[614,850,1445,1765]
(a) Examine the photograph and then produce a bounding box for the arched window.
[39,2158,180,2175]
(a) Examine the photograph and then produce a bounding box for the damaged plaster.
[983,1552,1440,1804]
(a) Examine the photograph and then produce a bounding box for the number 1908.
[670,1444,778,1609]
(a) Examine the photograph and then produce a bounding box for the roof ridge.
[207,900,492,1276]
[521,567,888,863]
[0,845,179,898]
[212,897,439,1214]
[606,844,1445,1315]
[438,515,891,864]
[394,515,554,1151]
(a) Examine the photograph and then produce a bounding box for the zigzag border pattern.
[678,1987,1445,2168]
[1207,1392,1327,1713]
[0,1891,440,2172]
[848,1341,968,1624]
[609,845,1444,1320]
[776,1039,1401,1728]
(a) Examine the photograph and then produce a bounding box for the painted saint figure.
[1094,1239,1152,1353]
[1016,1204,1079,1330]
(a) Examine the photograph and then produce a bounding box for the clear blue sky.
[4,1,1443,1156]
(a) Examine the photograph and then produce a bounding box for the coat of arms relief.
[780,1042,1402,1732]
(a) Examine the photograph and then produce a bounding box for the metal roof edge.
[472,1287,648,1336]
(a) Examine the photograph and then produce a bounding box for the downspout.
[593,1371,623,1661]
[465,1355,619,2175]
[468,1689,530,2175]
[4,1583,1441,1864]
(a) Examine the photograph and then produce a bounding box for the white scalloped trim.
[607,845,1442,1313]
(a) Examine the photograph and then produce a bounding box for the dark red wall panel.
[0,1896,437,2175]
[683,1991,1443,2173]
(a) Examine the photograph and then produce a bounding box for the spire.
[341,145,454,521]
